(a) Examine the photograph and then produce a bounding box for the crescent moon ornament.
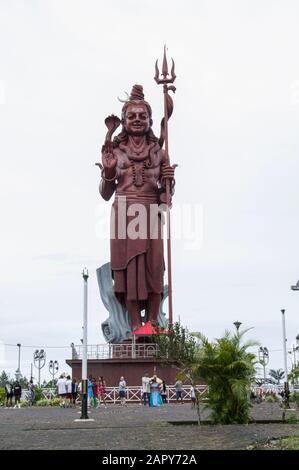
[117,91,130,103]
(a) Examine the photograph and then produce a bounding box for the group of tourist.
[87,376,107,408]
[56,374,79,407]
[4,380,23,408]
[4,373,197,408]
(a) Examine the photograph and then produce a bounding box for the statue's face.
[124,103,150,136]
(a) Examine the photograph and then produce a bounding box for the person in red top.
[92,378,98,408]
[98,376,107,407]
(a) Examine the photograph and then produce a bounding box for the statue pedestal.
[66,357,178,387]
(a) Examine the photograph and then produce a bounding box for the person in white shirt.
[141,373,150,406]
[57,374,67,407]
[119,376,127,406]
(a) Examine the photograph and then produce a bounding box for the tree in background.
[269,369,285,385]
[153,322,204,424]
[0,370,10,387]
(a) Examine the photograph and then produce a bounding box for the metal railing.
[72,343,159,360]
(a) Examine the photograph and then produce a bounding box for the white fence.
[21,385,208,403]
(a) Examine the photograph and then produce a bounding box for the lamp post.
[33,349,46,386]
[233,321,242,333]
[281,309,290,408]
[81,267,89,420]
[49,360,59,388]
[15,343,21,380]
[258,346,269,385]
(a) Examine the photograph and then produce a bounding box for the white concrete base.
[74,418,95,422]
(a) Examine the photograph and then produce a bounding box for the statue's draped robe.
[111,191,164,310]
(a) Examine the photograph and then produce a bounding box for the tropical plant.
[288,365,299,385]
[193,329,258,424]
[290,391,299,406]
[33,386,44,403]
[153,322,258,425]
[153,321,204,424]
[269,369,285,385]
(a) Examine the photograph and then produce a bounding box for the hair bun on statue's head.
[129,84,145,101]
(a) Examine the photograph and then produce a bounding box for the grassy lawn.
[278,436,299,450]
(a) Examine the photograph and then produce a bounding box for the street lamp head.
[233,321,242,332]
[82,267,89,281]
[281,309,285,314]
[291,280,299,291]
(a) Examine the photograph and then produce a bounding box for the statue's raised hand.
[95,141,117,180]
[102,141,117,171]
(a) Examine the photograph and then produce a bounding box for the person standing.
[71,378,78,407]
[28,380,35,406]
[190,385,197,409]
[5,382,14,408]
[92,378,98,408]
[161,380,167,404]
[13,381,22,409]
[141,373,150,406]
[174,379,184,404]
[65,375,72,408]
[87,375,94,408]
[119,376,127,406]
[149,375,163,407]
[98,377,107,407]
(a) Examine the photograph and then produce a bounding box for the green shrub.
[36,399,50,407]
[33,387,44,403]
[290,391,299,405]
[286,413,298,424]
[20,400,29,407]
[0,387,5,405]
[49,398,62,406]
[264,395,277,403]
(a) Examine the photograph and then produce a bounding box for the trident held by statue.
[154,46,177,329]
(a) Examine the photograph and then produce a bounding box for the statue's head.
[114,84,158,146]
[121,85,153,136]
[121,85,152,120]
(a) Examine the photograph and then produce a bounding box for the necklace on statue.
[130,159,148,187]
[126,138,149,161]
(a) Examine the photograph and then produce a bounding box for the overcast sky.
[1,0,299,382]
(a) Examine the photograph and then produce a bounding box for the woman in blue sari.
[149,375,163,407]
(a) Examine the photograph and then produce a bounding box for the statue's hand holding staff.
[161,163,177,186]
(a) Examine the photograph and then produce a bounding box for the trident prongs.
[154,45,176,85]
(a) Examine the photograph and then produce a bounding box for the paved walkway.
[0,403,298,450]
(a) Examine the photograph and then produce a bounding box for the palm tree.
[269,369,285,385]
[193,329,258,424]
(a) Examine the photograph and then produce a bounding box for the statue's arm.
[99,178,116,201]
